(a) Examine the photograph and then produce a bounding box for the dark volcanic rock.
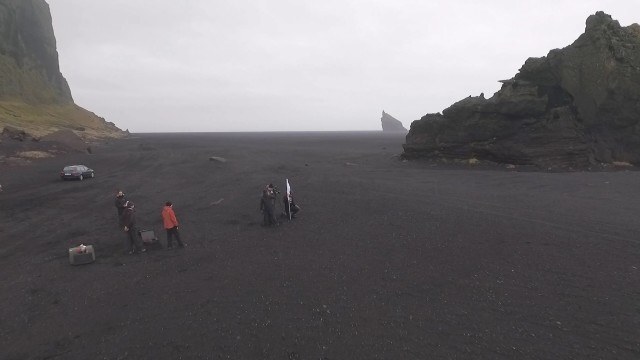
[0,0,72,103]
[381,111,407,132]
[403,12,640,169]
[40,129,90,153]
[2,125,31,141]
[0,127,89,159]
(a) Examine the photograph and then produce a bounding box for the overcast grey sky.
[47,1,637,132]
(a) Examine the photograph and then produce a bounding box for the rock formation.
[403,12,640,169]
[1,125,33,141]
[381,111,407,132]
[40,129,91,153]
[0,0,72,103]
[0,0,125,142]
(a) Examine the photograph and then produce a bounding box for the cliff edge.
[403,12,640,169]
[0,0,125,141]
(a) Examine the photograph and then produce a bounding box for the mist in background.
[48,1,638,132]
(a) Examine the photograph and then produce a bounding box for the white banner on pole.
[285,179,291,220]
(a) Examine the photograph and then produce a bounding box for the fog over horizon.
[48,1,637,133]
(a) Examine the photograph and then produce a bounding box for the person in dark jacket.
[121,201,145,254]
[115,190,127,226]
[260,189,278,226]
[282,193,300,219]
[266,183,277,205]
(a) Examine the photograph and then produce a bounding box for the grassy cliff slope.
[0,0,125,140]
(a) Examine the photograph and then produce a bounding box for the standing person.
[266,184,279,204]
[282,193,301,219]
[162,201,185,249]
[266,183,279,213]
[260,189,278,226]
[114,190,127,226]
[121,201,145,254]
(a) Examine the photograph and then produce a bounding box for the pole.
[286,179,291,220]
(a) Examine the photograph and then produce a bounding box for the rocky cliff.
[381,111,407,132]
[0,0,71,103]
[0,0,124,140]
[403,12,640,169]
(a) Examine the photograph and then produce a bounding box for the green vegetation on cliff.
[0,100,124,139]
[0,0,125,140]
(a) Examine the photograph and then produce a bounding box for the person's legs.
[126,229,138,253]
[124,232,132,254]
[172,227,184,247]
[166,228,174,248]
[131,227,144,252]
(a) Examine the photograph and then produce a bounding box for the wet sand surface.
[0,132,639,359]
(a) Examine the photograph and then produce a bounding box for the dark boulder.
[403,11,640,169]
[2,126,31,141]
[381,111,407,132]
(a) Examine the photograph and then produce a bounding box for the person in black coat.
[121,201,145,254]
[114,190,127,226]
[260,189,278,226]
[282,193,300,219]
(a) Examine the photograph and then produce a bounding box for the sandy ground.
[0,132,638,359]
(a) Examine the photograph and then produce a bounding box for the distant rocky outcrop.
[0,0,126,144]
[403,12,640,169]
[381,111,407,132]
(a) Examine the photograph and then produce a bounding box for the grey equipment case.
[139,229,157,243]
[139,229,165,249]
[69,245,95,265]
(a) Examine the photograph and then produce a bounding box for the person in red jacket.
[162,201,185,249]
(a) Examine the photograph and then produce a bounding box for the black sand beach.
[0,132,638,359]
